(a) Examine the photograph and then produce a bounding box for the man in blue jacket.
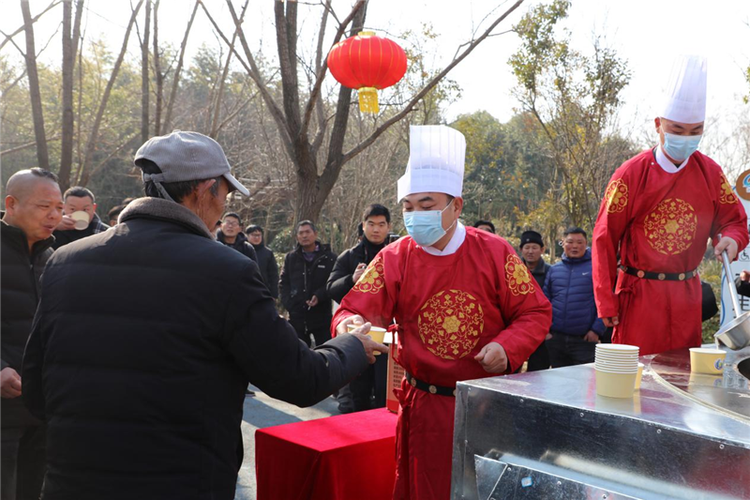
[544,227,605,368]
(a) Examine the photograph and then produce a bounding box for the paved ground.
[234,385,340,500]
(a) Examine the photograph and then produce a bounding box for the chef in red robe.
[592,55,748,356]
[331,125,552,500]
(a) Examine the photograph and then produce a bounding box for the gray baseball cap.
[134,131,250,197]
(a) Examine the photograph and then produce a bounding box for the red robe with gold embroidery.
[592,149,748,356]
[331,227,551,500]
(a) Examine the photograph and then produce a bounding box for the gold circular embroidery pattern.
[643,198,698,256]
[719,175,738,205]
[505,254,535,296]
[352,257,385,295]
[604,178,628,214]
[418,290,484,360]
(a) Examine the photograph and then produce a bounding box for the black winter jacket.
[51,212,109,249]
[1,220,53,428]
[251,242,279,298]
[523,256,551,288]
[216,230,257,262]
[279,242,337,329]
[327,238,386,303]
[22,198,368,500]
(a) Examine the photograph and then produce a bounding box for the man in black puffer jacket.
[22,131,385,500]
[327,204,393,412]
[246,225,279,298]
[216,212,257,262]
[280,221,337,347]
[2,168,63,500]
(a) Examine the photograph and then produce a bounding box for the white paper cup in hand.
[70,211,90,230]
[347,323,387,355]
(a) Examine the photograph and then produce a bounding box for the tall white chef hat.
[661,54,707,124]
[397,125,466,202]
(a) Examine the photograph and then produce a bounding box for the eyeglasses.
[222,220,240,227]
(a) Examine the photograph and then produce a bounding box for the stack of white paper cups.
[594,344,639,398]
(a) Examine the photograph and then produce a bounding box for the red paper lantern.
[327,31,408,114]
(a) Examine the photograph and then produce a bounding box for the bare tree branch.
[162,0,199,131]
[1,134,60,157]
[206,0,293,158]
[79,0,144,186]
[340,0,525,165]
[1,0,61,52]
[215,89,259,136]
[210,0,248,138]
[89,132,140,179]
[1,67,28,95]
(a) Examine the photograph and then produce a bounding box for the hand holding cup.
[344,321,389,363]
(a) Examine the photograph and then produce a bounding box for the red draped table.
[255,408,398,500]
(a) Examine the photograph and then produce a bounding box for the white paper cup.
[347,324,387,355]
[596,369,637,398]
[689,348,726,375]
[70,211,89,230]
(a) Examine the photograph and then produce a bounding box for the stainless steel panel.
[474,455,639,500]
[452,346,750,500]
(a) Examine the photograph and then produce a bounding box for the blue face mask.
[403,200,455,247]
[662,132,702,162]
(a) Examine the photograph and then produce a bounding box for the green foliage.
[509,0,634,230]
[452,110,558,233]
[744,64,750,105]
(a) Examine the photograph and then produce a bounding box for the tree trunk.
[78,0,144,186]
[288,3,366,223]
[20,0,50,172]
[141,0,151,144]
[152,0,162,136]
[59,0,83,191]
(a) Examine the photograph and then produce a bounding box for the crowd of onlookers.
[5,180,730,419]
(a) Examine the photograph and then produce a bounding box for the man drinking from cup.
[52,186,110,249]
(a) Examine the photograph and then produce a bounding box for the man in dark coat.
[544,227,605,368]
[327,204,392,412]
[520,230,552,371]
[280,221,337,347]
[52,186,110,249]
[216,212,257,262]
[2,168,63,500]
[22,131,385,500]
[246,224,279,298]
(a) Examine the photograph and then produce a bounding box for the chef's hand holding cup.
[337,318,388,363]
[336,315,365,335]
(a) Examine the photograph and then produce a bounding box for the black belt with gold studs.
[620,265,698,282]
[404,372,456,397]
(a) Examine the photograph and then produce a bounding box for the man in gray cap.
[22,131,386,500]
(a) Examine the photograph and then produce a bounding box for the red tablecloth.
[255,408,398,500]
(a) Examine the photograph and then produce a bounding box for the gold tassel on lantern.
[358,87,379,114]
